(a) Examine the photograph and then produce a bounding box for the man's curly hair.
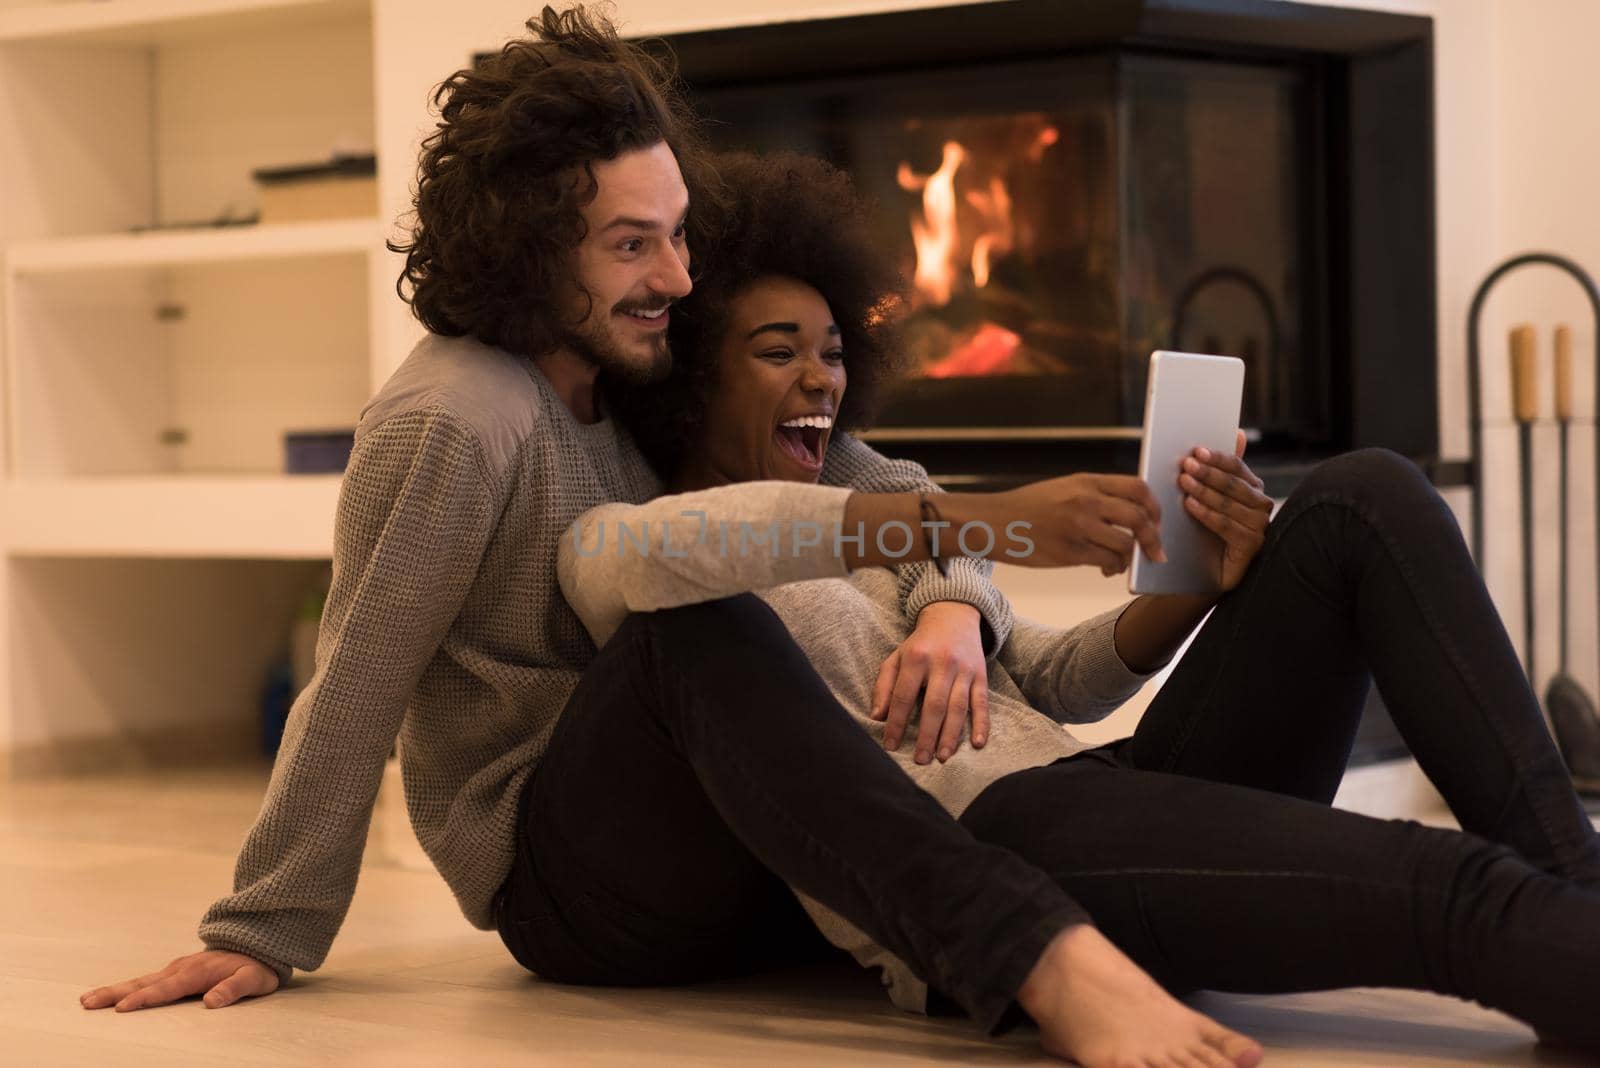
[387,5,721,358]
[608,150,906,482]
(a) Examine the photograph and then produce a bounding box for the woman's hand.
[1178,430,1273,593]
[80,949,280,1012]
[871,601,990,764]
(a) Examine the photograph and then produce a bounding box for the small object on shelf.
[129,206,260,233]
[253,152,377,224]
[284,429,356,474]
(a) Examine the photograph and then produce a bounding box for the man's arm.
[820,432,1014,654]
[195,409,500,985]
[559,480,856,646]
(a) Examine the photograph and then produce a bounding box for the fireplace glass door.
[696,49,1321,446]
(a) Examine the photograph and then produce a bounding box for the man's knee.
[620,592,787,649]
[612,593,819,695]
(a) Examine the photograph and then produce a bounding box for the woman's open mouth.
[775,414,832,472]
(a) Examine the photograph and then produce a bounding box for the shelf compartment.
[5,555,330,769]
[5,475,341,558]
[0,12,374,240]
[5,251,373,478]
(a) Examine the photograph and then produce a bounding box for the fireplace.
[653,0,1440,505]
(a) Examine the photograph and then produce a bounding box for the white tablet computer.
[1128,351,1246,596]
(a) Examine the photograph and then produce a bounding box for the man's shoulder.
[359,333,548,479]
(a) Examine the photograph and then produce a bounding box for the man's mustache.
[614,294,676,316]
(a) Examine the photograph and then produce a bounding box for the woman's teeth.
[779,415,834,430]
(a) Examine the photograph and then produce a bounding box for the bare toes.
[1214,1031,1265,1068]
[1199,1023,1262,1067]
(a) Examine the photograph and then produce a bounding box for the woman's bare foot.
[1017,923,1264,1068]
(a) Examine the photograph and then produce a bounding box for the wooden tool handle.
[1511,323,1538,424]
[1554,323,1573,422]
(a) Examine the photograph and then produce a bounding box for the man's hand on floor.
[80,949,280,1012]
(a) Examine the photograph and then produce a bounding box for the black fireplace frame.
[650,0,1438,502]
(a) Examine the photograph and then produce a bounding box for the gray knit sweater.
[559,487,1158,1013]
[195,333,1014,985]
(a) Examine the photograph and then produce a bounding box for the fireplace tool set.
[1468,253,1600,794]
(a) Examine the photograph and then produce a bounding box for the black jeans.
[496,448,1600,1044]
[495,587,1084,1033]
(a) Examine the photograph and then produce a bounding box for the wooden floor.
[2,763,1592,1067]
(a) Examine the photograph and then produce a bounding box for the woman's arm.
[1112,593,1217,674]
[1000,607,1166,724]
[821,432,1014,651]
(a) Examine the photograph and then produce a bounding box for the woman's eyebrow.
[746,323,842,340]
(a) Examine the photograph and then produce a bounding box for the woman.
[565,151,1600,1066]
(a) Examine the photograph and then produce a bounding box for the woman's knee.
[1286,447,1442,520]
[1296,447,1423,496]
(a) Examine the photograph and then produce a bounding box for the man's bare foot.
[1017,923,1264,1068]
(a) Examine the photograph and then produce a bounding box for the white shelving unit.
[0,0,383,769]
[6,217,382,273]
[5,475,342,558]
[0,0,366,45]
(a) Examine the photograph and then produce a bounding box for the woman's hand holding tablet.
[1129,351,1272,595]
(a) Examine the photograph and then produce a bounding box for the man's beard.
[564,299,673,386]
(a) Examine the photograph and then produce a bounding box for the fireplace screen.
[696,50,1321,444]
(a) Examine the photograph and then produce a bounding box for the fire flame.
[896,119,1059,377]
[1026,125,1059,162]
[897,142,966,306]
[898,134,1044,305]
[966,177,1013,289]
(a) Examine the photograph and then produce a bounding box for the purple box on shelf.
[284,430,356,474]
